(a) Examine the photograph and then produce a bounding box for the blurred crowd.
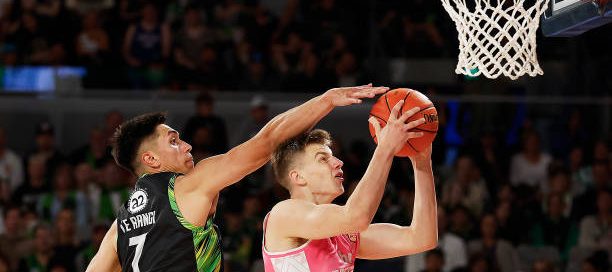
[0,0,540,91]
[0,0,465,91]
[0,92,609,272]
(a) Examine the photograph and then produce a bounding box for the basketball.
[368,88,438,157]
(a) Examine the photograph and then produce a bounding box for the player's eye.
[170,138,177,144]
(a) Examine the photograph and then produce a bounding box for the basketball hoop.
[441,0,550,80]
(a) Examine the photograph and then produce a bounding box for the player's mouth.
[334,171,344,182]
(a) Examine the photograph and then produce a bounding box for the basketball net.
[441,0,550,80]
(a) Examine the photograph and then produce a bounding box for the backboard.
[541,0,612,36]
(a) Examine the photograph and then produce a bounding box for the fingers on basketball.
[368,88,439,156]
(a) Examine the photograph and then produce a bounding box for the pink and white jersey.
[262,213,360,272]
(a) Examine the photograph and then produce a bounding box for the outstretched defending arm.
[180,85,388,195]
[267,102,426,240]
[357,145,438,259]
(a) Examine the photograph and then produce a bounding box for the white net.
[441,0,550,80]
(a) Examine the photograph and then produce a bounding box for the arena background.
[0,0,610,271]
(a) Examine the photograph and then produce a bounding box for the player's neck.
[290,188,334,205]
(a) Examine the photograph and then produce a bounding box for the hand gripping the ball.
[368,100,426,156]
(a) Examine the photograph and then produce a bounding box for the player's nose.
[183,141,192,153]
[332,157,343,169]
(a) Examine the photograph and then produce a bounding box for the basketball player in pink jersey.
[263,100,438,272]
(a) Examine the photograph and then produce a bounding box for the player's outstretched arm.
[357,146,438,259]
[179,85,388,196]
[86,221,121,272]
[267,102,425,240]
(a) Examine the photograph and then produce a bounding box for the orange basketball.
[368,88,438,157]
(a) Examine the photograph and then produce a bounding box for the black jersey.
[116,172,223,272]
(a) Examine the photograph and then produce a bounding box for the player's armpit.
[357,223,438,260]
[267,199,370,241]
[86,221,121,272]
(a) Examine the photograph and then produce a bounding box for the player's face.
[154,125,194,173]
[298,144,344,200]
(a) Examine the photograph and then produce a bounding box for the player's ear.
[142,151,160,169]
[289,170,306,186]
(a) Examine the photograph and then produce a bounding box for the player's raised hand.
[369,100,425,155]
[323,83,389,107]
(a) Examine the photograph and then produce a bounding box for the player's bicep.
[358,223,435,260]
[185,134,271,194]
[86,221,121,272]
[269,200,363,240]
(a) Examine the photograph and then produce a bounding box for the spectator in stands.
[532,259,555,272]
[26,122,65,179]
[233,95,271,146]
[448,205,477,241]
[73,162,98,228]
[402,0,445,57]
[0,253,9,272]
[13,154,48,209]
[569,145,588,194]
[442,155,489,218]
[222,211,252,271]
[572,161,611,220]
[75,224,107,271]
[473,130,508,198]
[530,193,578,260]
[333,51,362,87]
[468,214,521,272]
[76,11,110,88]
[95,161,130,223]
[69,127,111,169]
[285,50,335,92]
[244,5,277,53]
[172,6,216,90]
[551,109,589,158]
[0,206,32,271]
[189,126,214,162]
[494,200,521,245]
[51,208,79,272]
[38,164,87,229]
[592,140,610,162]
[407,206,468,272]
[238,51,277,91]
[13,12,66,65]
[18,224,55,272]
[422,249,444,272]
[122,3,171,89]
[581,250,610,272]
[183,92,228,155]
[547,167,574,216]
[0,127,24,194]
[578,189,612,250]
[463,253,496,272]
[510,130,552,192]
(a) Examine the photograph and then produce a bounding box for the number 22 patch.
[128,188,149,214]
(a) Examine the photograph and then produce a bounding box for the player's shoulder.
[270,199,313,218]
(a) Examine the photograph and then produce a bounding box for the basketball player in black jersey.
[85,85,389,272]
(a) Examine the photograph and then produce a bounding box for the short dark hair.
[111,112,166,174]
[271,129,331,189]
